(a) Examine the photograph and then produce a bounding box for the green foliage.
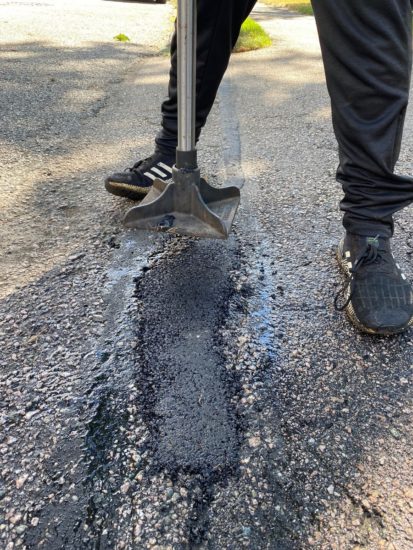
[261,0,313,16]
[113,33,131,42]
[234,17,272,53]
[288,3,313,15]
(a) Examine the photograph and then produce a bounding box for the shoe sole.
[105,179,151,201]
[336,240,412,336]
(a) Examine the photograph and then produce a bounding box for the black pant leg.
[155,0,257,154]
[312,0,413,237]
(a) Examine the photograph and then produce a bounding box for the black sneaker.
[105,152,175,200]
[334,233,413,335]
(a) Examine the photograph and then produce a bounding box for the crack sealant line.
[88,231,162,465]
[74,230,166,543]
[218,76,245,190]
[102,231,158,335]
[218,74,279,362]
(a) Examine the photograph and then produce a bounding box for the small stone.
[242,526,251,537]
[120,482,130,494]
[248,436,261,448]
[15,525,26,534]
[31,517,39,527]
[16,475,28,489]
[69,253,85,262]
[327,484,334,495]
[10,513,22,524]
[96,350,110,363]
[362,499,371,510]
[390,428,402,440]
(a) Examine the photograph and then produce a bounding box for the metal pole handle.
[177,0,196,161]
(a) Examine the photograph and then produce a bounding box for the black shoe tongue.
[366,235,380,248]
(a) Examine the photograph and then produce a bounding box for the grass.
[113,33,131,42]
[234,17,272,53]
[260,0,313,16]
[164,8,272,54]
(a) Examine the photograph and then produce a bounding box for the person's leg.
[155,0,257,154]
[312,0,413,237]
[312,0,413,334]
[106,0,256,200]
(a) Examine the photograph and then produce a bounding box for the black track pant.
[155,0,256,152]
[155,0,413,237]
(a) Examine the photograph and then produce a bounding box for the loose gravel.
[1,3,412,549]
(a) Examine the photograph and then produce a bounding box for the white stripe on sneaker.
[151,167,168,178]
[158,162,173,174]
[144,172,157,181]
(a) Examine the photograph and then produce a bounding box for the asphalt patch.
[134,237,242,474]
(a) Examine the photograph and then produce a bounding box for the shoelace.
[334,236,388,311]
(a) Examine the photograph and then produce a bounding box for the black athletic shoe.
[105,152,174,200]
[334,233,413,335]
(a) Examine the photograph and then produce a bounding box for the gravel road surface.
[1,2,412,549]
